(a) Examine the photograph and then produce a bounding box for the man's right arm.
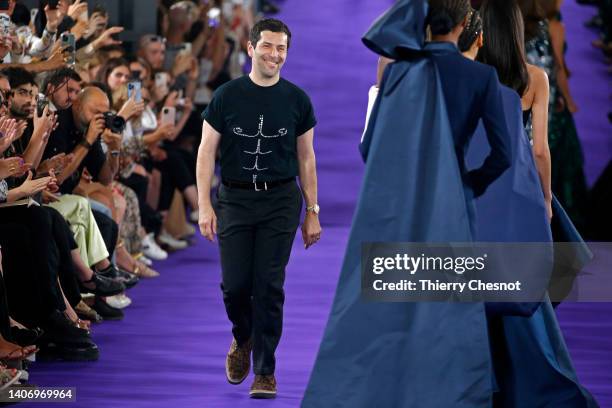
[196,120,221,241]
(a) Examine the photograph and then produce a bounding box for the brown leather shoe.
[249,374,277,399]
[225,338,252,384]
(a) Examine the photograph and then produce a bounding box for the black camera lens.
[103,112,126,133]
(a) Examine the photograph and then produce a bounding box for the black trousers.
[92,209,118,260]
[0,207,65,327]
[120,174,162,235]
[155,146,196,211]
[45,207,82,307]
[216,180,302,375]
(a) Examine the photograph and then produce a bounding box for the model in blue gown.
[303,1,513,407]
[303,1,598,407]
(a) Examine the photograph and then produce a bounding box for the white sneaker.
[106,294,132,309]
[143,233,168,260]
[158,230,189,250]
[189,210,199,224]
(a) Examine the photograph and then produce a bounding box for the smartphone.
[36,94,49,117]
[61,32,76,65]
[161,107,176,126]
[155,72,169,89]
[207,7,221,28]
[180,42,192,56]
[127,81,142,102]
[48,0,59,10]
[0,0,8,11]
[176,89,185,107]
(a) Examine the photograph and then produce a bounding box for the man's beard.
[10,105,31,120]
[259,58,281,78]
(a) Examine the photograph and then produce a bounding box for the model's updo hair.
[427,0,471,35]
[458,9,483,52]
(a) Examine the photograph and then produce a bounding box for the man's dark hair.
[11,3,31,27]
[427,0,471,35]
[458,9,482,52]
[43,68,82,92]
[1,67,37,90]
[478,0,530,96]
[249,18,292,49]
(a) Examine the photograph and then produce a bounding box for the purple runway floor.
[28,1,611,407]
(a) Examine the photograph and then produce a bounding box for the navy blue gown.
[302,1,512,407]
[467,87,598,407]
[303,1,598,407]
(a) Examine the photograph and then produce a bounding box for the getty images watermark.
[361,242,612,303]
[371,252,523,293]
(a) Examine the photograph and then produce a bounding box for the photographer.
[44,86,123,192]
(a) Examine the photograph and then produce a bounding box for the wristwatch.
[306,204,320,215]
[79,139,92,149]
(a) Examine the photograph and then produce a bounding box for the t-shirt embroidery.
[233,115,288,182]
[202,75,316,183]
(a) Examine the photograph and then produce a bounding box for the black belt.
[222,177,294,191]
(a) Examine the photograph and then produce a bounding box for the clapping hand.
[0,157,30,180]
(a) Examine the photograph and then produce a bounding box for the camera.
[103,112,126,134]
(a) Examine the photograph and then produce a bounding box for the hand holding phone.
[161,107,176,126]
[61,32,76,65]
[127,81,142,102]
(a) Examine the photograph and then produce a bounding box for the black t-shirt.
[202,75,316,183]
[43,109,106,194]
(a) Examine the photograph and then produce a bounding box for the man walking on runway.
[196,18,321,399]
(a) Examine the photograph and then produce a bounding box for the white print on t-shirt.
[232,115,287,180]
[233,115,288,139]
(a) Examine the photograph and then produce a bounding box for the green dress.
[525,20,589,233]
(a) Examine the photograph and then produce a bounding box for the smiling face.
[248,30,288,80]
